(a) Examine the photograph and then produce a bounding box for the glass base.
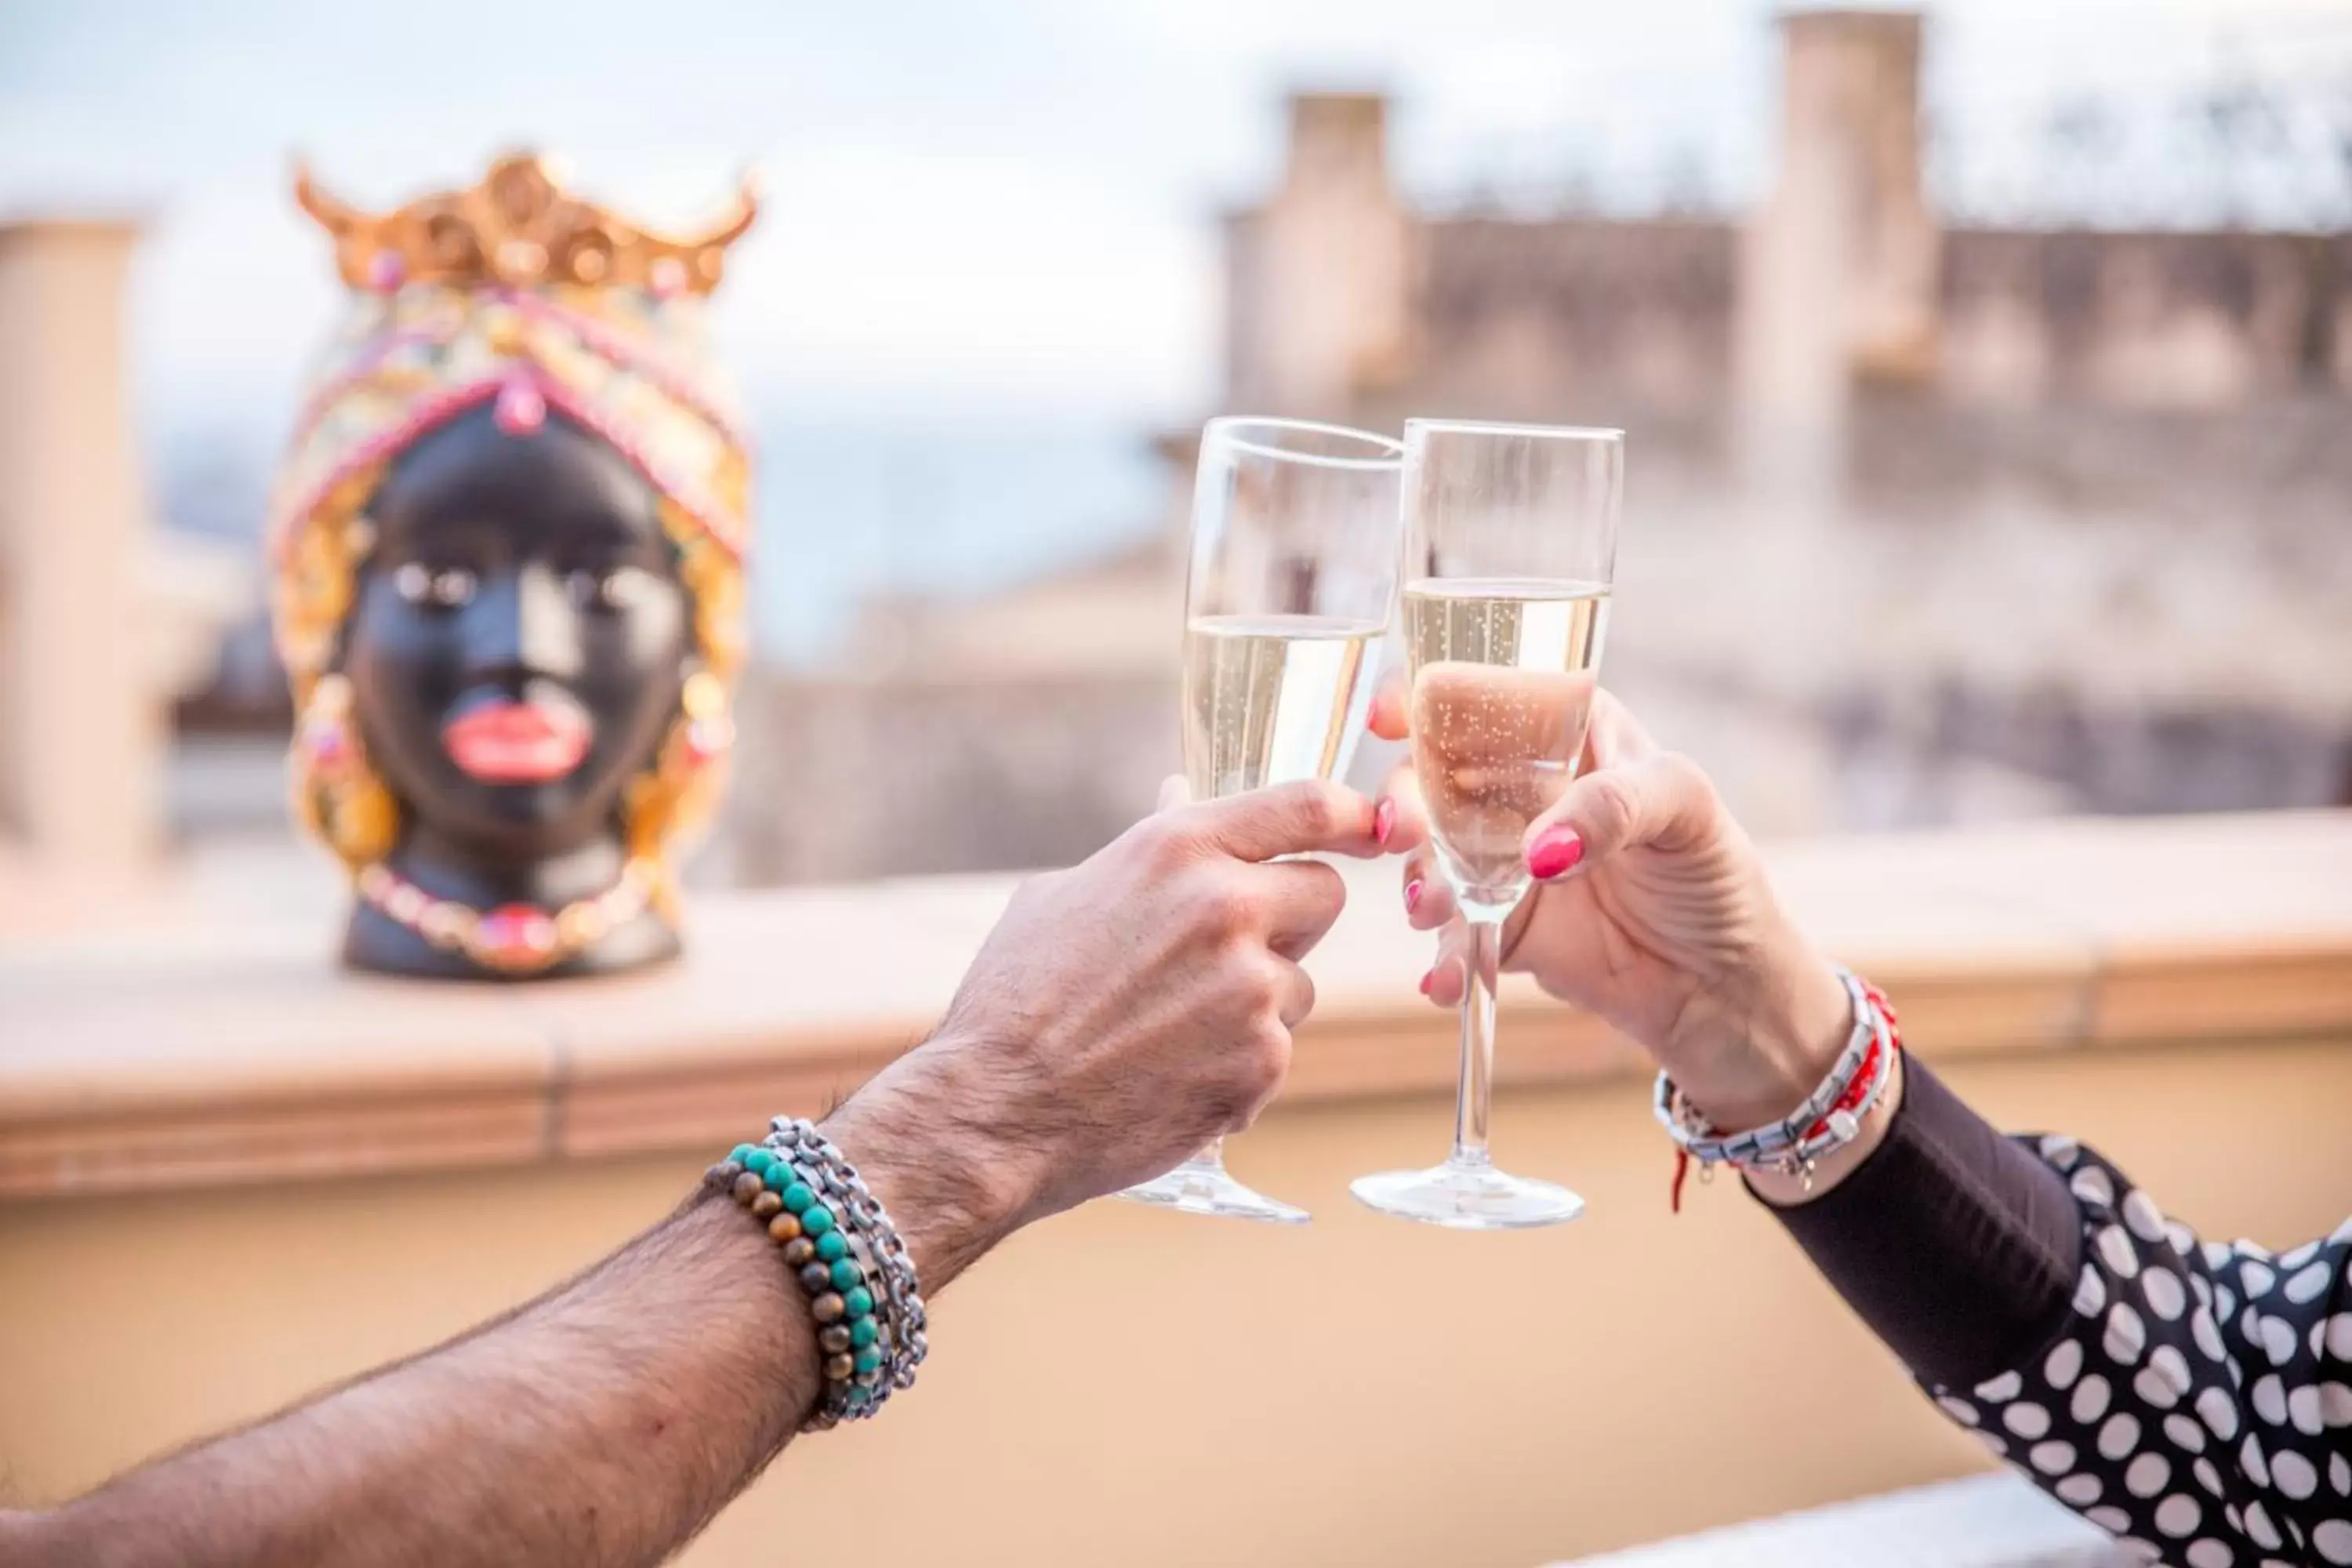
[1116,1158,1311,1225]
[1350,1159,1585,1231]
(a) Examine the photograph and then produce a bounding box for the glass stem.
[1450,911,1505,1170]
[1179,1135,1228,1172]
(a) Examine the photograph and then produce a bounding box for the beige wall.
[5,1035,2348,1566]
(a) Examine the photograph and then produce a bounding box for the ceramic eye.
[394,561,477,608]
[568,566,654,612]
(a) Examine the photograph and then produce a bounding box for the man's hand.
[832,775,1385,1265]
[1375,679,1855,1141]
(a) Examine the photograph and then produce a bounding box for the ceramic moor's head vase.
[271,153,756,978]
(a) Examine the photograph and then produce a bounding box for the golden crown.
[294,151,759,296]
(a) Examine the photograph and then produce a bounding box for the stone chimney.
[1737,9,1940,509]
[1224,91,1415,418]
[1284,93,1392,200]
[0,218,165,882]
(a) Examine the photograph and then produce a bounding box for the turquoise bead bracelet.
[708,1142,877,1424]
[705,1118,926,1429]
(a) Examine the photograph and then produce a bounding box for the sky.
[6,0,2349,435]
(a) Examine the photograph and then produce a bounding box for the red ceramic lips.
[441,699,592,784]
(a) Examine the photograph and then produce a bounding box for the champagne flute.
[1117,416,1403,1224]
[1352,420,1622,1230]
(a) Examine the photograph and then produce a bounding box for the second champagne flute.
[1352,419,1622,1230]
[1116,416,1403,1224]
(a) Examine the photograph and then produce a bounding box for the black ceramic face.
[343,404,690,862]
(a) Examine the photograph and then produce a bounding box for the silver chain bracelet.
[763,1118,928,1421]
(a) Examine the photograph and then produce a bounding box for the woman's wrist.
[1744,1047,1904,1206]
[1657,927,1854,1134]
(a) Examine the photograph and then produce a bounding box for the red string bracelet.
[1667,978,1903,1213]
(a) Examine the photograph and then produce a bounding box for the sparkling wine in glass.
[1352,420,1622,1230]
[1181,614,1384,797]
[1118,416,1403,1224]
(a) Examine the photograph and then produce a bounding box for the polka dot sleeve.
[1928,1137,2352,1566]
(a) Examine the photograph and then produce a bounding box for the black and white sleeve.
[1773,1058,2352,1567]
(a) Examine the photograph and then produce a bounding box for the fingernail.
[1403,877,1423,915]
[1527,826,1585,880]
[1417,967,1433,996]
[1373,797,1396,846]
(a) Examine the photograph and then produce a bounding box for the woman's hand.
[1374,679,1854,1135]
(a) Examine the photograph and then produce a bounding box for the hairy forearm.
[5,1048,1025,1568]
[10,1195,808,1568]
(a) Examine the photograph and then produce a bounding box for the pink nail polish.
[1417,967,1433,996]
[1373,797,1396,846]
[1404,878,1423,916]
[1527,826,1585,880]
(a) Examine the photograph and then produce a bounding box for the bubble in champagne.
[1403,579,1607,898]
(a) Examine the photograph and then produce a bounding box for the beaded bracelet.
[703,1116,927,1429]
